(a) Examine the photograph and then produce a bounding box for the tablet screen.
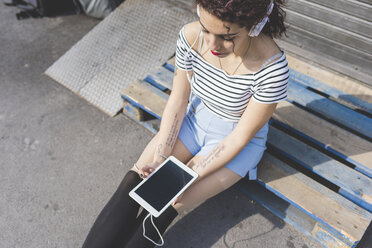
[134,160,193,211]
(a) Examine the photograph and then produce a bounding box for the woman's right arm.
[151,67,191,164]
[139,23,199,176]
[151,22,202,165]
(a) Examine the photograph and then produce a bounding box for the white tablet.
[129,156,198,217]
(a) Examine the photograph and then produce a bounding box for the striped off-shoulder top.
[175,25,290,122]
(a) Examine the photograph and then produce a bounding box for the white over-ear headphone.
[248,1,274,37]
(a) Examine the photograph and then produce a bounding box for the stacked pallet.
[279,0,372,85]
[120,55,372,248]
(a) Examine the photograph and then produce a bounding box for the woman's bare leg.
[171,155,243,214]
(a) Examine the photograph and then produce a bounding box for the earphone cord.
[142,213,164,246]
[185,27,202,83]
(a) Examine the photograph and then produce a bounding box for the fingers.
[133,165,151,179]
[173,192,184,204]
[142,168,154,178]
[140,162,159,178]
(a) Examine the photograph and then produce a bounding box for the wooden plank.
[123,100,145,121]
[277,39,372,86]
[122,101,160,134]
[164,56,176,72]
[273,100,372,178]
[306,0,372,22]
[287,80,372,140]
[283,26,372,77]
[358,0,372,5]
[174,0,194,9]
[284,54,372,104]
[120,80,168,119]
[289,69,372,115]
[268,126,372,212]
[285,0,372,39]
[257,153,372,246]
[285,9,372,54]
[237,180,350,248]
[271,118,372,180]
[145,66,174,91]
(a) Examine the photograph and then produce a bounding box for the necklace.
[218,37,252,75]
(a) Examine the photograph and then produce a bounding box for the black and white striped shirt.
[175,26,289,122]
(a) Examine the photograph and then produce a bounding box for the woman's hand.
[173,192,184,205]
[140,161,160,179]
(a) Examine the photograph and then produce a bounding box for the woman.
[82,0,289,247]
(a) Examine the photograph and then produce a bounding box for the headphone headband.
[197,2,274,37]
[248,1,274,37]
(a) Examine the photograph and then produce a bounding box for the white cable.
[184,28,200,84]
[142,213,164,246]
[183,4,201,84]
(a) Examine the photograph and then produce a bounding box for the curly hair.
[193,0,287,38]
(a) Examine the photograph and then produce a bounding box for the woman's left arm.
[191,100,277,182]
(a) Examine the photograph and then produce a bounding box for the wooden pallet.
[120,55,372,248]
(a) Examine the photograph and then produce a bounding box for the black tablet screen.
[134,160,193,211]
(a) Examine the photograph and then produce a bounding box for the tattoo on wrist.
[166,114,179,148]
[156,144,163,156]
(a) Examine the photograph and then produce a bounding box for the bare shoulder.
[183,21,202,50]
[258,34,282,60]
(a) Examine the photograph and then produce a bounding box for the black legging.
[82,170,178,248]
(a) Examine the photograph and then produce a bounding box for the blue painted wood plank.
[268,126,372,212]
[287,80,372,140]
[261,152,372,220]
[122,106,159,135]
[164,62,175,72]
[121,95,162,120]
[120,80,169,120]
[144,75,167,91]
[123,100,144,121]
[256,153,372,247]
[144,66,174,91]
[269,118,372,179]
[236,180,350,248]
[289,69,372,115]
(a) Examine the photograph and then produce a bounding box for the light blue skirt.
[178,95,268,180]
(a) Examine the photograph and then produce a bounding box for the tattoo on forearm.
[166,114,180,148]
[156,144,163,155]
[194,144,225,170]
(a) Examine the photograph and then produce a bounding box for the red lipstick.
[211,50,222,56]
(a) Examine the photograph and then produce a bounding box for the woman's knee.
[171,168,241,213]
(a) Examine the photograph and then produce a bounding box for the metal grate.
[45,0,195,116]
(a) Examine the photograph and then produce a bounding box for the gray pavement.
[0,3,321,248]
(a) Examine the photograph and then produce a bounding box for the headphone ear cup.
[197,4,200,17]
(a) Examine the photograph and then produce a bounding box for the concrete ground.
[0,4,321,248]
